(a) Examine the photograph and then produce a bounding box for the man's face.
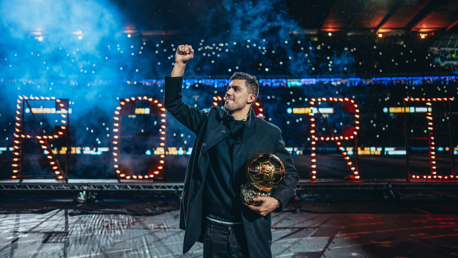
[224,79,253,112]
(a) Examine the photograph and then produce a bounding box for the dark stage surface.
[1,189,458,258]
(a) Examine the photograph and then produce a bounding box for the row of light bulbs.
[406,97,456,180]
[113,96,166,180]
[12,95,67,180]
[309,98,360,180]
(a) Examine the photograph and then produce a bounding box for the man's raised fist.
[175,45,194,65]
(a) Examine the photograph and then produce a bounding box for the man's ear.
[248,94,256,105]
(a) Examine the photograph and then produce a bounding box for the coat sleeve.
[164,75,207,134]
[270,130,299,212]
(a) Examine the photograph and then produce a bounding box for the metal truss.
[1,181,458,192]
[296,182,458,190]
[0,183,184,191]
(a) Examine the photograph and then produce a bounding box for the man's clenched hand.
[171,45,193,77]
[248,197,279,216]
[175,45,194,65]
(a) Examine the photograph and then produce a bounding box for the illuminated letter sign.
[112,96,166,180]
[404,97,455,180]
[309,97,360,180]
[12,96,69,181]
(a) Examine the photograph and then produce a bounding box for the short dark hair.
[230,72,259,101]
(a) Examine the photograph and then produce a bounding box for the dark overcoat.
[164,75,299,257]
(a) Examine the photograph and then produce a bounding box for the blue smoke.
[219,0,299,40]
[0,0,358,179]
[192,0,356,77]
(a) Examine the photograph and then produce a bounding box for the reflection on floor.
[1,191,458,257]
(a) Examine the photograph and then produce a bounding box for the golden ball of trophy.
[240,153,285,206]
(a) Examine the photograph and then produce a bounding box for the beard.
[223,99,235,111]
[224,98,244,112]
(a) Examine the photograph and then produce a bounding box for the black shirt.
[203,116,246,222]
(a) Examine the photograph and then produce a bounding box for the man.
[164,44,299,257]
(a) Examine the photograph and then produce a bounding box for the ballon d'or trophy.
[240,153,285,206]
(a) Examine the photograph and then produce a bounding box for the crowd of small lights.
[1,77,456,150]
[405,97,456,180]
[309,98,360,180]
[12,95,67,180]
[1,35,452,79]
[431,49,458,71]
[113,96,166,180]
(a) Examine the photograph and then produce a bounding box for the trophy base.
[240,182,271,206]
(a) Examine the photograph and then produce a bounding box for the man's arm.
[171,63,187,77]
[164,45,207,134]
[171,45,193,77]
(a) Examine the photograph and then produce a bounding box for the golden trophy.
[240,153,285,206]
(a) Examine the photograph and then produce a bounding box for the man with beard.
[164,44,298,257]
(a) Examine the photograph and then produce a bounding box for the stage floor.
[1,190,458,257]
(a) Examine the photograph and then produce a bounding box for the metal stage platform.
[1,179,458,192]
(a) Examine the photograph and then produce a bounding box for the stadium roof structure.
[112,0,458,49]
[288,0,458,34]
[117,0,458,35]
[15,0,458,49]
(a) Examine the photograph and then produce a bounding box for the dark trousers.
[202,219,250,258]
